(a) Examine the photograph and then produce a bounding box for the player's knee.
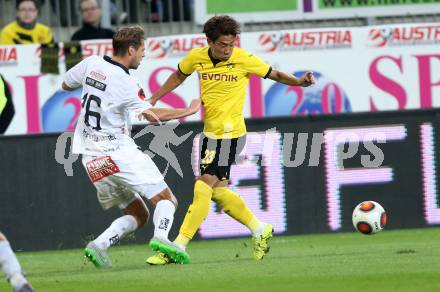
[137,210,149,228]
[0,232,6,241]
[213,187,245,210]
[132,207,149,228]
[150,188,178,208]
[198,174,217,187]
[124,199,149,228]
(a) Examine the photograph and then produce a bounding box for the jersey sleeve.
[244,53,272,79]
[64,56,97,88]
[121,82,152,113]
[177,49,196,76]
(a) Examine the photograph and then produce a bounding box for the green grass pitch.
[2,228,440,291]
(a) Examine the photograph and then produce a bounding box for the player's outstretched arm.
[150,71,188,106]
[268,70,315,87]
[141,98,201,122]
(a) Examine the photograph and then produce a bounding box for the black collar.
[104,55,129,75]
[208,48,221,67]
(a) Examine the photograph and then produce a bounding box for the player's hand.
[188,98,201,114]
[148,97,157,106]
[300,71,315,87]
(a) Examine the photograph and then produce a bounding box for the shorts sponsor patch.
[86,156,120,182]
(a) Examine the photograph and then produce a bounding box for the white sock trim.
[253,223,267,237]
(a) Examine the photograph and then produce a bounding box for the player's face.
[130,43,145,69]
[17,1,38,24]
[208,35,236,61]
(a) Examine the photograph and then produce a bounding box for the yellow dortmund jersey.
[0,20,53,45]
[178,47,271,139]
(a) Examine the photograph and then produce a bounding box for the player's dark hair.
[16,0,39,10]
[203,15,240,42]
[113,26,145,56]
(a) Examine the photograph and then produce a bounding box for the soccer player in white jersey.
[62,26,201,268]
[0,232,34,291]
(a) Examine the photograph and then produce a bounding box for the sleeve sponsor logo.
[138,88,146,100]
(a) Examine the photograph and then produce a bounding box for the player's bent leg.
[0,233,34,292]
[212,186,274,260]
[163,178,214,264]
[85,198,146,268]
[211,186,253,225]
[150,177,216,264]
[136,183,181,265]
[179,177,215,240]
[148,187,177,243]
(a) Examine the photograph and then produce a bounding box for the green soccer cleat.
[253,224,274,260]
[146,252,174,265]
[84,242,112,269]
[149,237,190,264]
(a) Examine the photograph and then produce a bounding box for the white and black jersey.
[64,55,151,156]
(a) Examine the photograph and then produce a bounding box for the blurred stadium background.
[1,0,440,291]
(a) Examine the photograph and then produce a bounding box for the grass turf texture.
[2,228,439,291]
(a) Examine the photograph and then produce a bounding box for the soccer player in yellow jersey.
[0,0,53,45]
[146,15,315,265]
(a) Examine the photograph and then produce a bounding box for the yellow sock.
[174,234,190,247]
[212,187,261,232]
[178,180,213,241]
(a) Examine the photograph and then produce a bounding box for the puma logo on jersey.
[201,73,238,82]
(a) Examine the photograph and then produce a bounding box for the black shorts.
[199,134,246,181]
